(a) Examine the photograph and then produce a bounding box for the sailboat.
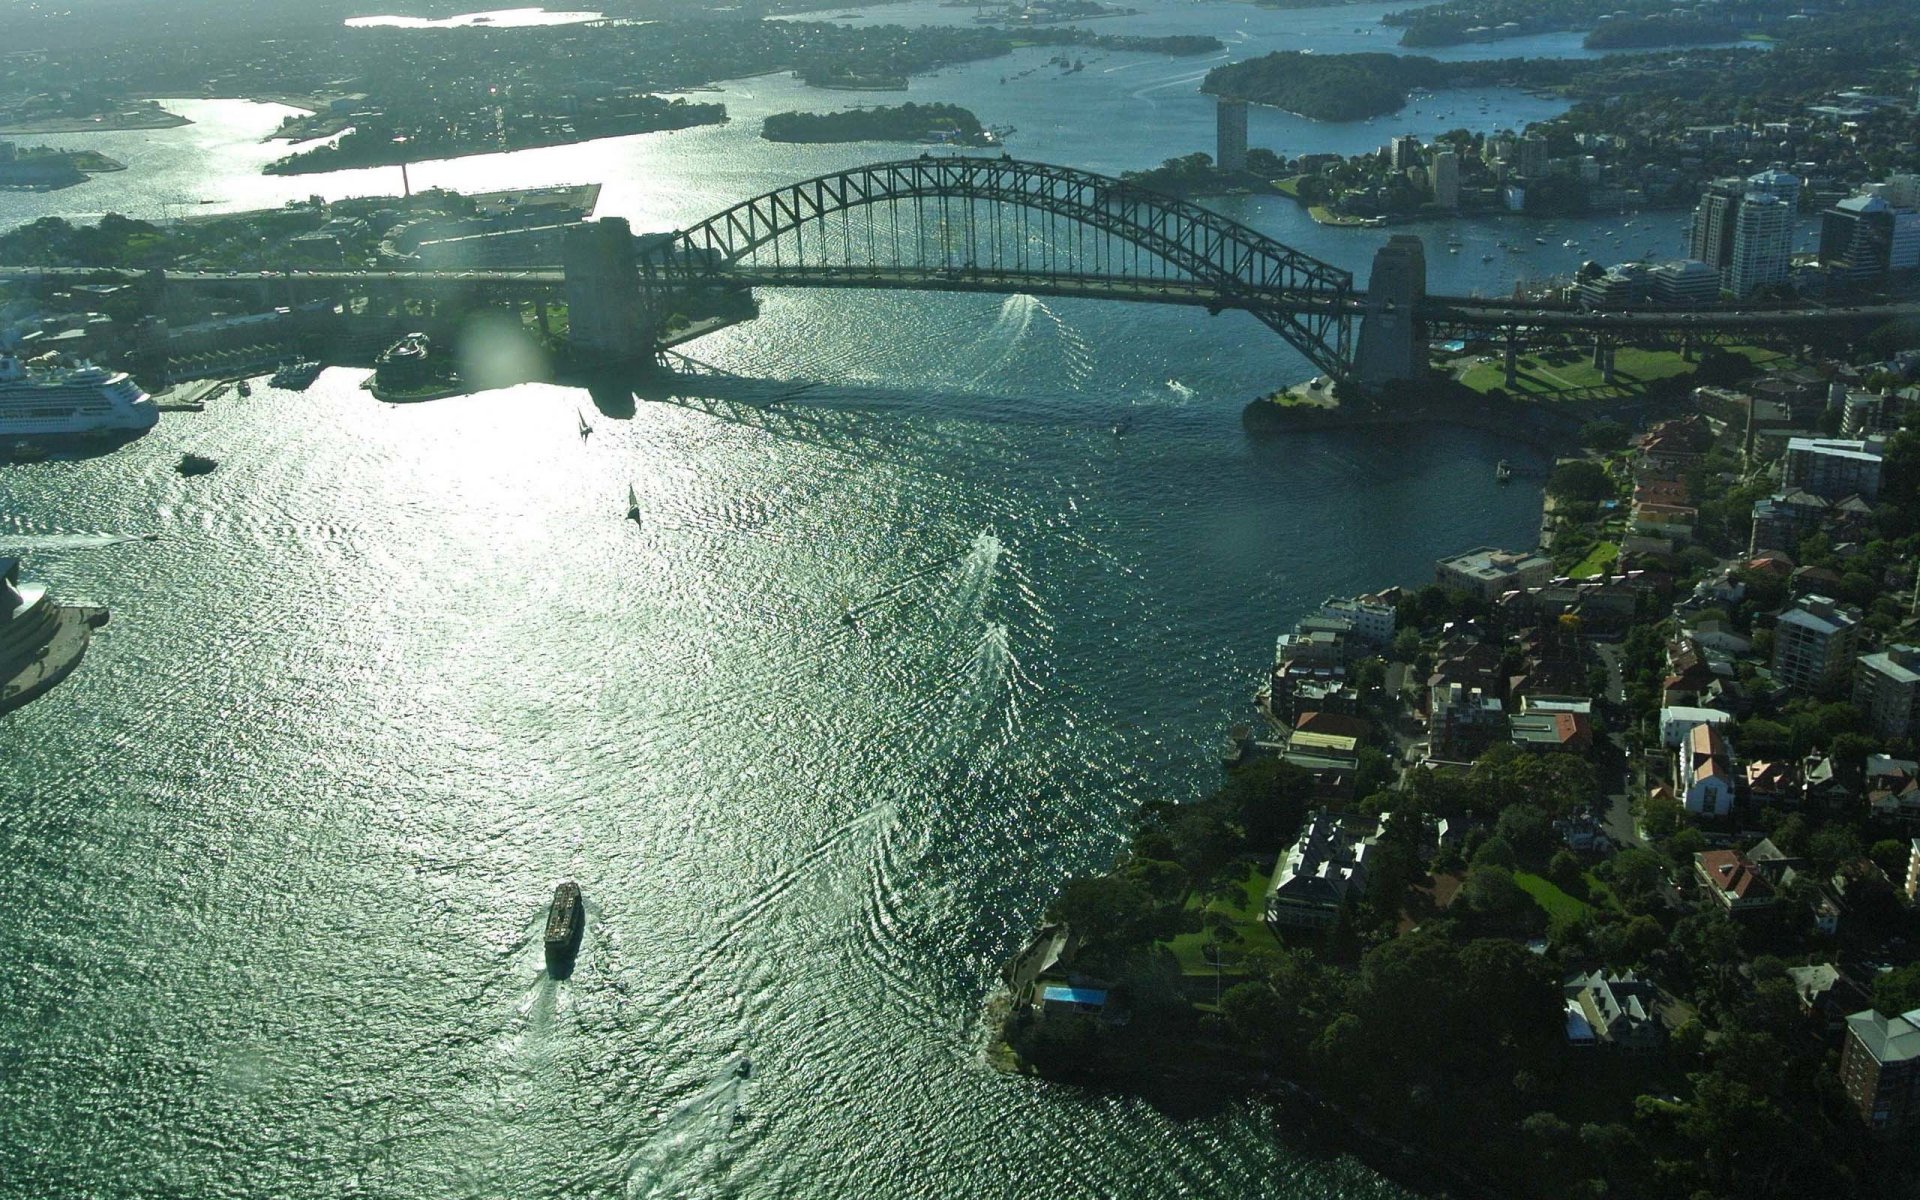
[577,409,593,439]
[626,483,641,524]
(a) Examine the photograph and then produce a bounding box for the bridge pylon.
[564,218,654,364]
[1354,235,1428,395]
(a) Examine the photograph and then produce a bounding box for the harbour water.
[0,3,1705,1196]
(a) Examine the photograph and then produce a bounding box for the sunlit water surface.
[1,2,1694,1195]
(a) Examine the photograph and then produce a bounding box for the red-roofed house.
[1677,722,1737,816]
[1695,849,1777,913]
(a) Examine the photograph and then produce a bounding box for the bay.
[2,2,1647,1196]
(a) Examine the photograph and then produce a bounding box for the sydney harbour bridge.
[9,157,1912,394]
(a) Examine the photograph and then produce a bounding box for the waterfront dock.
[150,378,229,412]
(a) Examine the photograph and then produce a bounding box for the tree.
[1874,963,1920,1017]
[1605,847,1669,909]
[1495,804,1557,868]
[1737,717,1793,761]
[1548,848,1585,891]
[1218,758,1313,852]
[1547,459,1614,504]
[1463,863,1531,919]
[1581,419,1629,453]
[1049,875,1161,973]
[1219,980,1290,1048]
[1872,838,1910,883]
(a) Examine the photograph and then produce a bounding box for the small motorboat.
[1495,459,1513,483]
[544,881,584,977]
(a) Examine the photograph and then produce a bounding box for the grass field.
[1568,541,1620,579]
[1166,864,1275,977]
[1458,344,1801,402]
[1513,871,1595,923]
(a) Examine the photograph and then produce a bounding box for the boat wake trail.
[942,530,1003,623]
[623,1062,751,1199]
[844,550,968,620]
[0,532,144,552]
[1033,300,1094,389]
[962,294,1037,388]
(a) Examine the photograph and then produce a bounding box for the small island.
[0,141,126,190]
[762,103,1000,146]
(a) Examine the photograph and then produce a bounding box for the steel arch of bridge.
[640,157,1359,380]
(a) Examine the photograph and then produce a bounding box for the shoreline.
[1240,388,1589,453]
[0,110,190,135]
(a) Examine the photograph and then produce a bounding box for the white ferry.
[0,352,157,437]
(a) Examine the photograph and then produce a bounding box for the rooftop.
[1847,1008,1920,1065]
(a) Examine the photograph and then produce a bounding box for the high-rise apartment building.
[1729,191,1791,297]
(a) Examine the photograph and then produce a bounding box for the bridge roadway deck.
[2,264,1916,335]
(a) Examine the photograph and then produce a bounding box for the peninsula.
[265,96,726,174]
[762,103,992,145]
[0,143,127,191]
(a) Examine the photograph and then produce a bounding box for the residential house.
[1745,759,1800,807]
[1510,710,1593,754]
[1687,621,1753,657]
[1637,415,1714,472]
[1695,848,1776,912]
[1283,722,1362,803]
[1746,837,1807,885]
[1803,753,1857,809]
[1790,964,1869,1036]
[1677,723,1738,816]
[1660,705,1733,747]
[1265,810,1385,929]
[1867,755,1920,823]
[1664,637,1720,706]
[1564,970,1667,1050]
[1631,502,1697,544]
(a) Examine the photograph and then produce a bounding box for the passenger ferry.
[0,352,156,437]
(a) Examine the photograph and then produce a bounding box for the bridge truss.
[638,156,1360,380]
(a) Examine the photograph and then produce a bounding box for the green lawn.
[1582,870,1625,915]
[1166,863,1275,977]
[1308,204,1373,228]
[1458,344,1801,402]
[1568,541,1620,579]
[1513,871,1595,923]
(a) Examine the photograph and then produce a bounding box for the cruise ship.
[0,352,157,438]
[1,556,103,715]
